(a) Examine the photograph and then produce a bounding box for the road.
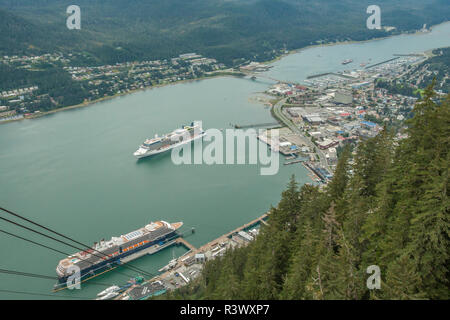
[272,98,332,172]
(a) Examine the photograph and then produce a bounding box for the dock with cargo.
[174,213,268,255]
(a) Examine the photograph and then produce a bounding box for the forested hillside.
[1,0,449,65]
[0,63,87,110]
[420,48,450,93]
[376,47,450,97]
[164,86,449,300]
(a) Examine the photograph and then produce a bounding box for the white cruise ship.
[133,122,206,159]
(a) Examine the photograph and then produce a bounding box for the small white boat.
[97,285,119,297]
[96,291,119,300]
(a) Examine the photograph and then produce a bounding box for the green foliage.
[0,63,87,110]
[1,1,449,65]
[376,47,450,95]
[162,87,449,300]
[419,47,450,93]
[376,79,421,98]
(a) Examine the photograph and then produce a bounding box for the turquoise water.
[0,77,304,299]
[0,21,449,299]
[266,22,450,83]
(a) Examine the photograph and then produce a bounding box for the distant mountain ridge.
[0,9,50,55]
[0,0,449,64]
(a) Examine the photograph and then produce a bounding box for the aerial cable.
[0,268,113,287]
[0,222,145,277]
[0,207,156,277]
[0,227,139,279]
[0,289,93,300]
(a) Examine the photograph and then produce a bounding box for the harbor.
[0,22,449,300]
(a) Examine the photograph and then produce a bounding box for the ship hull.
[134,132,206,159]
[55,230,179,289]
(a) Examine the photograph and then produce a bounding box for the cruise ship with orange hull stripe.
[55,221,183,289]
[133,122,206,159]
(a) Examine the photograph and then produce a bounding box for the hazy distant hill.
[0,8,100,58]
[1,0,449,64]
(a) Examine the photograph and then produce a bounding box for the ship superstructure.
[55,221,183,287]
[342,59,353,65]
[133,122,205,159]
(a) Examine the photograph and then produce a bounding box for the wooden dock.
[221,212,269,239]
[176,212,270,254]
[175,237,197,251]
[116,212,271,299]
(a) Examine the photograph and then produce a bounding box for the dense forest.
[420,47,450,93]
[1,0,449,65]
[0,64,87,110]
[375,78,421,98]
[163,86,449,300]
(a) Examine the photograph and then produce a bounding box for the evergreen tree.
[327,145,351,201]
[161,90,449,300]
[382,254,425,300]
[281,220,318,299]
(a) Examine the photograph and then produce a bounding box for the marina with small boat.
[1,22,449,300]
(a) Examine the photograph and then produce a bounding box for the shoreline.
[262,20,450,66]
[1,20,448,126]
[0,71,243,125]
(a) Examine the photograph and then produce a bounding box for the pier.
[306,72,333,79]
[175,212,269,254]
[306,72,355,80]
[175,237,197,251]
[115,212,271,299]
[243,72,289,84]
[284,159,307,165]
[393,53,425,57]
[209,212,269,243]
[233,122,280,129]
[365,57,400,69]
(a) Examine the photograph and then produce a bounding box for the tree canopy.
[162,87,449,300]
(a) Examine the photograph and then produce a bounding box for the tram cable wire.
[0,206,156,277]
[0,289,93,300]
[0,228,135,279]
[0,206,156,278]
[0,215,152,278]
[0,268,113,287]
[0,228,73,256]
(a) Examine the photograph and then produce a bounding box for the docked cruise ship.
[55,220,183,288]
[133,122,206,159]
